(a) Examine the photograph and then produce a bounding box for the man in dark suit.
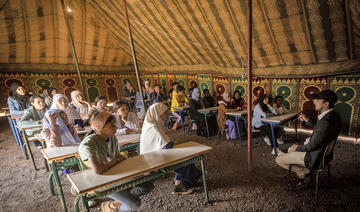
[276,90,342,182]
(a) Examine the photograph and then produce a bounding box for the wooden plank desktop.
[16,123,42,130]
[260,112,301,124]
[41,145,79,162]
[68,141,212,195]
[225,110,248,116]
[198,106,218,113]
[116,133,141,146]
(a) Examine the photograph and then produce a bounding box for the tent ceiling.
[0,0,359,76]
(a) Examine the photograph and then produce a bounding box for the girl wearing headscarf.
[231,91,248,110]
[140,103,202,195]
[200,89,215,108]
[217,92,242,140]
[79,111,154,211]
[51,93,81,126]
[69,90,93,119]
[189,88,207,136]
[41,94,81,148]
[252,94,284,155]
[7,83,31,115]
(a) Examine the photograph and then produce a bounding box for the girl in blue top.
[252,94,284,155]
[7,83,31,115]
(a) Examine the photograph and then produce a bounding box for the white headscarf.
[50,93,80,124]
[50,94,68,110]
[140,103,171,155]
[70,90,88,115]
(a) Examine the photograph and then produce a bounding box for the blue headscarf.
[191,88,200,102]
[43,109,81,145]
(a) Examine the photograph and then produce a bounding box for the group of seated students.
[7,81,343,210]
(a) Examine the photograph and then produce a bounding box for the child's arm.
[88,152,126,174]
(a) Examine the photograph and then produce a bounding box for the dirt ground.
[0,117,359,212]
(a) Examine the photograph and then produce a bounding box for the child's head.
[154,84,161,93]
[90,111,117,137]
[234,91,241,100]
[145,80,151,88]
[113,101,129,117]
[274,95,283,105]
[94,96,108,110]
[41,87,49,96]
[176,85,185,96]
[55,95,69,111]
[203,89,210,97]
[49,88,57,97]
[172,82,178,89]
[29,95,45,111]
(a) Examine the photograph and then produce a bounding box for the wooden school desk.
[260,112,301,156]
[16,123,42,170]
[225,110,248,145]
[67,141,212,212]
[198,106,218,138]
[41,145,81,212]
[116,132,141,152]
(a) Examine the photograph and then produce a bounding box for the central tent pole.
[247,0,253,172]
[122,0,146,111]
[60,0,86,97]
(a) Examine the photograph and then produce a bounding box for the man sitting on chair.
[276,90,342,185]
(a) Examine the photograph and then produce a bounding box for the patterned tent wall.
[142,73,154,87]
[152,73,159,86]
[330,74,360,136]
[56,73,83,101]
[252,78,271,109]
[159,73,168,95]
[213,75,230,101]
[29,73,57,95]
[118,73,135,98]
[298,77,329,128]
[101,73,121,103]
[271,79,299,112]
[1,73,30,106]
[81,73,103,103]
[166,73,175,91]
[188,73,198,89]
[175,73,188,91]
[230,77,248,100]
[198,74,213,96]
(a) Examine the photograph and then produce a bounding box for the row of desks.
[174,105,300,152]
[40,141,211,212]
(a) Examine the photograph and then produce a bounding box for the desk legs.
[21,130,37,170]
[235,117,242,145]
[269,124,277,156]
[51,161,68,212]
[74,195,82,212]
[203,114,210,138]
[200,158,209,203]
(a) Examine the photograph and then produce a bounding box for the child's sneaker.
[172,185,193,195]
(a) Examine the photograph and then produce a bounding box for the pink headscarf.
[91,111,112,131]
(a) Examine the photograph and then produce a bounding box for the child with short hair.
[112,100,141,135]
[79,111,154,211]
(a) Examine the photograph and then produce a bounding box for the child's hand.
[49,113,57,126]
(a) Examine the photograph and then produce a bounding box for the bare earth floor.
[0,117,359,212]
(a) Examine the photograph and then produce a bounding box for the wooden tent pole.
[60,0,86,98]
[247,0,253,172]
[122,0,146,111]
